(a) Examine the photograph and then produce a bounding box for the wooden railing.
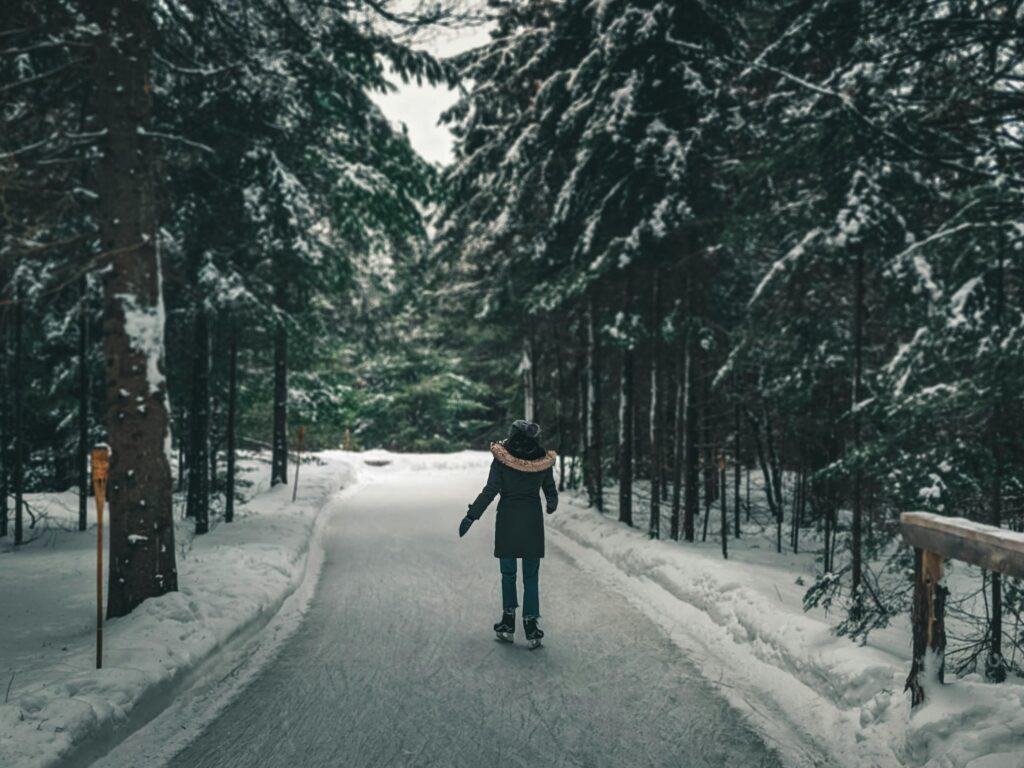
[900,511,1024,706]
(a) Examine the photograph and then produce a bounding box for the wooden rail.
[900,512,1024,706]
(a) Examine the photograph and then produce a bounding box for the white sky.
[371,25,493,166]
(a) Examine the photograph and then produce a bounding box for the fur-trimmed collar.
[490,442,557,473]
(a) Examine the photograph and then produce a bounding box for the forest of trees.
[433,0,1024,681]
[2,0,1022,682]
[0,0,487,615]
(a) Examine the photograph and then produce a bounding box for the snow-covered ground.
[2,450,1021,768]
[547,474,1024,768]
[0,453,357,768]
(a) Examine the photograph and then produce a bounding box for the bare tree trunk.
[747,408,782,526]
[188,309,210,534]
[720,460,728,559]
[988,252,1006,681]
[765,409,784,553]
[745,466,751,521]
[575,350,586,491]
[670,369,683,540]
[618,338,634,526]
[701,392,712,543]
[225,320,238,523]
[554,326,567,492]
[585,295,603,510]
[271,319,289,486]
[851,251,864,596]
[0,302,7,539]
[91,0,178,617]
[78,281,90,532]
[648,274,661,540]
[13,286,23,546]
[682,288,699,542]
[733,400,741,539]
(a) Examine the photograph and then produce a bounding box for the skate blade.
[495,631,514,643]
[527,638,542,650]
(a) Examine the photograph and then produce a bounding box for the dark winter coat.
[466,441,558,559]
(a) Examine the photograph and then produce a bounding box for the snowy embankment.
[547,494,1024,768]
[0,452,357,768]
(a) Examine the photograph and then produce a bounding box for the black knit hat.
[510,420,541,439]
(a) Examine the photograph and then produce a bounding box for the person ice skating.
[458,419,558,648]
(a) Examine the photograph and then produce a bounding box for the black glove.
[459,515,474,538]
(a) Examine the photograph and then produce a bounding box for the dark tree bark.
[701,391,713,543]
[271,319,289,487]
[747,406,784,549]
[13,286,23,546]
[225,319,238,523]
[682,285,699,542]
[574,349,586,491]
[584,295,603,510]
[988,252,1006,681]
[851,251,864,597]
[553,322,567,492]
[905,549,947,706]
[648,273,662,540]
[618,339,634,527]
[670,368,683,540]
[733,401,741,539]
[187,309,210,534]
[90,0,178,617]
[765,408,784,553]
[78,281,90,532]
[720,461,728,559]
[0,303,6,539]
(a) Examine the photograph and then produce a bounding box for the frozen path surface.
[136,466,782,768]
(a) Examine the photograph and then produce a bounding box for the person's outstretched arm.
[542,465,558,514]
[460,459,502,537]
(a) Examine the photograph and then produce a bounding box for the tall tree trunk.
[271,319,289,486]
[701,391,712,543]
[851,251,864,597]
[745,466,751,521]
[765,408,784,553]
[78,282,90,531]
[13,286,23,546]
[574,350,586,491]
[554,326,567,492]
[189,309,210,535]
[988,252,1006,681]
[747,407,783,539]
[618,341,634,527]
[733,400,741,539]
[648,273,661,539]
[720,460,728,559]
[682,286,699,542]
[670,369,683,540]
[0,303,7,539]
[91,0,178,617]
[585,295,603,510]
[225,319,238,523]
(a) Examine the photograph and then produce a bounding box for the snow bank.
[0,454,355,768]
[547,498,1024,768]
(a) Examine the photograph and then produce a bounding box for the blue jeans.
[500,558,540,619]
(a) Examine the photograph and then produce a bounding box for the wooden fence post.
[904,547,946,706]
[91,445,110,670]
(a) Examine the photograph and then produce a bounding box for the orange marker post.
[292,426,305,503]
[92,446,110,670]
